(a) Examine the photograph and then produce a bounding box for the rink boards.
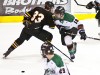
[0,13,96,23]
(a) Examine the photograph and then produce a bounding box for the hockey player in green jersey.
[54,6,87,59]
[41,42,70,75]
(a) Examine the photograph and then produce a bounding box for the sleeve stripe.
[50,26,55,29]
[26,12,31,17]
[24,14,29,17]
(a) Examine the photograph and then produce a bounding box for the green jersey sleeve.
[51,54,64,67]
[63,13,75,22]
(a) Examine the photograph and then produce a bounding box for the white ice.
[0,19,100,75]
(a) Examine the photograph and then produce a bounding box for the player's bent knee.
[64,36,72,45]
[46,33,53,42]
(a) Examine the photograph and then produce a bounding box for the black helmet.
[41,42,54,55]
[45,1,54,10]
[55,6,65,15]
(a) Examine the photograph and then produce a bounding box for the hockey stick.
[74,0,86,6]
[86,36,100,41]
[51,44,74,62]
[67,33,100,41]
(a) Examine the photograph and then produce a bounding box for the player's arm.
[23,8,35,27]
[78,24,84,30]
[23,8,35,21]
[49,22,55,29]
[23,12,32,26]
[94,1,100,12]
[78,24,87,40]
[48,15,56,29]
[23,7,40,20]
[24,12,31,20]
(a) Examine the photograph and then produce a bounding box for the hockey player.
[86,0,100,25]
[41,42,70,75]
[54,6,87,59]
[3,1,55,58]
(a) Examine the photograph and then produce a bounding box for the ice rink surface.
[0,19,100,75]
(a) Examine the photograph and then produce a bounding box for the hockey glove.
[86,1,94,9]
[59,27,65,34]
[23,20,32,28]
[59,27,70,35]
[79,29,87,40]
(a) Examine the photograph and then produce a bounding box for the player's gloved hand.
[86,1,94,9]
[23,20,32,28]
[79,29,87,40]
[60,27,67,35]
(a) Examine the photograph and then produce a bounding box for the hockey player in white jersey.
[54,6,87,59]
[41,42,70,75]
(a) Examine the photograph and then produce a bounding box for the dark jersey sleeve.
[23,11,32,21]
[23,8,38,26]
[23,8,37,21]
[47,14,55,29]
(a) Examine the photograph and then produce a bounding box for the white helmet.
[95,0,100,4]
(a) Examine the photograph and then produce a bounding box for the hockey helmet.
[55,6,65,15]
[45,1,54,10]
[41,42,54,55]
[95,0,100,4]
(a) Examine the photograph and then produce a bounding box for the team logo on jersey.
[45,68,55,75]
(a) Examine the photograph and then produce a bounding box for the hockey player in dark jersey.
[3,1,55,58]
[54,6,87,59]
[86,0,100,26]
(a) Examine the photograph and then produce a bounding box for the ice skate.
[70,54,75,59]
[3,53,8,59]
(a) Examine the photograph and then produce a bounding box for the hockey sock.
[68,49,76,55]
[4,41,19,57]
[67,43,76,55]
